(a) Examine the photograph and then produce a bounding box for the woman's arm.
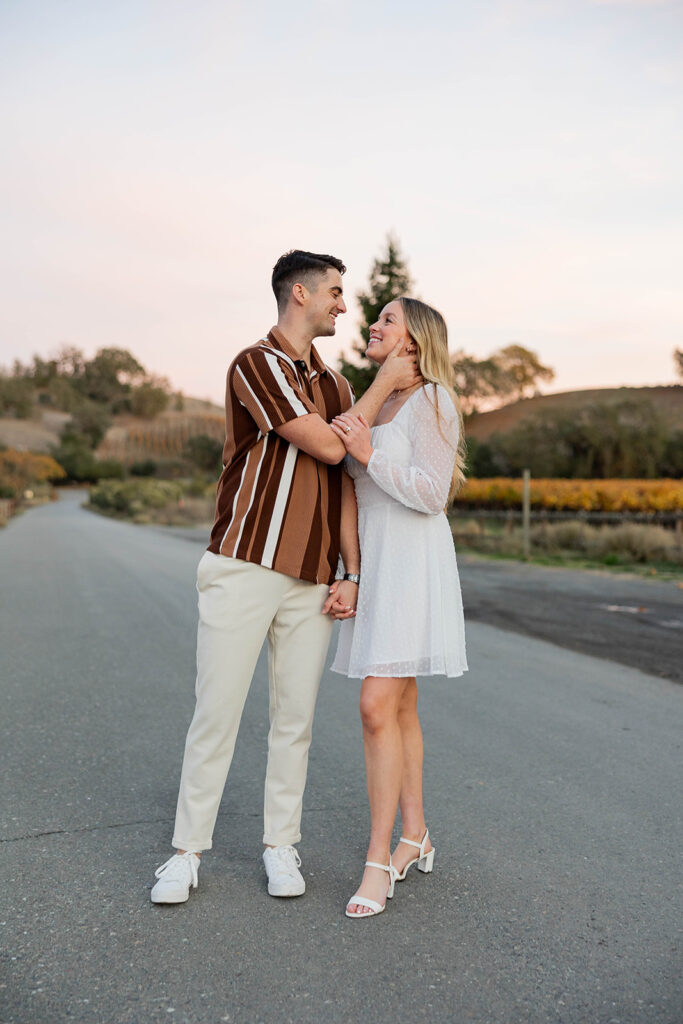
[322,470,359,618]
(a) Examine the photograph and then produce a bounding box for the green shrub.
[52,440,124,483]
[130,458,158,477]
[184,434,223,475]
[89,478,184,519]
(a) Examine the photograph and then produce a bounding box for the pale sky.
[1,0,681,404]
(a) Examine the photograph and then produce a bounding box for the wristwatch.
[343,573,361,585]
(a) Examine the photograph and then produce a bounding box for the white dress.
[331,384,468,680]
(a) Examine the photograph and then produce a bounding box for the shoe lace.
[272,845,302,870]
[155,852,199,887]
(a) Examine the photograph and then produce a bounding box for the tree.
[452,353,508,415]
[338,234,413,397]
[0,375,34,418]
[62,399,111,448]
[130,382,170,418]
[54,345,86,382]
[674,349,683,381]
[453,345,555,414]
[493,344,555,401]
[82,348,146,406]
[482,397,668,478]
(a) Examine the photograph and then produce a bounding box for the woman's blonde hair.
[398,297,466,503]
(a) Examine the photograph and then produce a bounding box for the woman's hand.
[322,579,358,619]
[330,413,373,467]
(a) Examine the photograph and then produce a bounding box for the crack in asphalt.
[0,805,341,844]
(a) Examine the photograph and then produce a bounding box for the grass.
[450,517,683,582]
[458,547,683,583]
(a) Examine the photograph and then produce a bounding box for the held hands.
[322,579,358,620]
[376,338,422,393]
[330,412,373,466]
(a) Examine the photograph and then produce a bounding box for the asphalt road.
[1,491,682,1024]
[156,524,683,685]
[458,557,683,684]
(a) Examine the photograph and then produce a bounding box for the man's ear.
[291,282,308,307]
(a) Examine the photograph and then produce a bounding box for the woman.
[329,296,468,919]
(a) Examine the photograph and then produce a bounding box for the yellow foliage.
[0,448,66,495]
[454,478,683,512]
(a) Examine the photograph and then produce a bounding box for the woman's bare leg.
[347,676,408,915]
[391,679,433,874]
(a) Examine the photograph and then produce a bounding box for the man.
[151,250,419,903]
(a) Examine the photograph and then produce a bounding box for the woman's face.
[366,300,412,365]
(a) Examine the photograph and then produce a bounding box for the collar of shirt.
[267,326,328,381]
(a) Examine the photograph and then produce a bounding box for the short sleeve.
[232,348,318,434]
[340,375,355,413]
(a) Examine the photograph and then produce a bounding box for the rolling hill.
[465,386,683,442]
[0,397,225,462]
[3,386,680,464]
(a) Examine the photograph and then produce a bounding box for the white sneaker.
[263,845,306,897]
[151,852,200,904]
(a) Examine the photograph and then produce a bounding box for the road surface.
[1,491,681,1023]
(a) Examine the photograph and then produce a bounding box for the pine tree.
[338,234,414,397]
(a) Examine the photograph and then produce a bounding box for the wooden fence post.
[522,469,531,560]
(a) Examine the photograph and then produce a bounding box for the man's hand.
[375,338,422,394]
[322,579,358,620]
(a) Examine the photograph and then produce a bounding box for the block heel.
[417,847,435,873]
[395,828,435,881]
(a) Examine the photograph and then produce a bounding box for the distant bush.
[529,521,683,565]
[89,479,184,520]
[472,397,676,478]
[660,430,683,478]
[183,434,223,475]
[452,517,683,568]
[151,458,191,479]
[0,376,34,418]
[52,439,124,483]
[129,458,158,477]
[0,448,66,497]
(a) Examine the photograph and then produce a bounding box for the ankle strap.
[399,828,429,852]
[365,860,391,873]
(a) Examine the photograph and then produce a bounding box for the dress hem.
[330,665,468,680]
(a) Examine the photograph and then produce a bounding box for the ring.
[344,426,351,433]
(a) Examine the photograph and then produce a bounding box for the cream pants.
[172,551,333,851]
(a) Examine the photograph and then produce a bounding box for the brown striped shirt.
[207,327,354,584]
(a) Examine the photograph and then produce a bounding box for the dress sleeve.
[366,385,459,515]
[231,348,318,434]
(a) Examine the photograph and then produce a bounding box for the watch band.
[343,573,361,585]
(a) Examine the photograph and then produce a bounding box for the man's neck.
[275,313,315,366]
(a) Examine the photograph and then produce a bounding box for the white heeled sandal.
[345,859,399,919]
[395,828,435,882]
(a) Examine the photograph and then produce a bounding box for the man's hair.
[272,250,346,310]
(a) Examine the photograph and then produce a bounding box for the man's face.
[306,268,347,338]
